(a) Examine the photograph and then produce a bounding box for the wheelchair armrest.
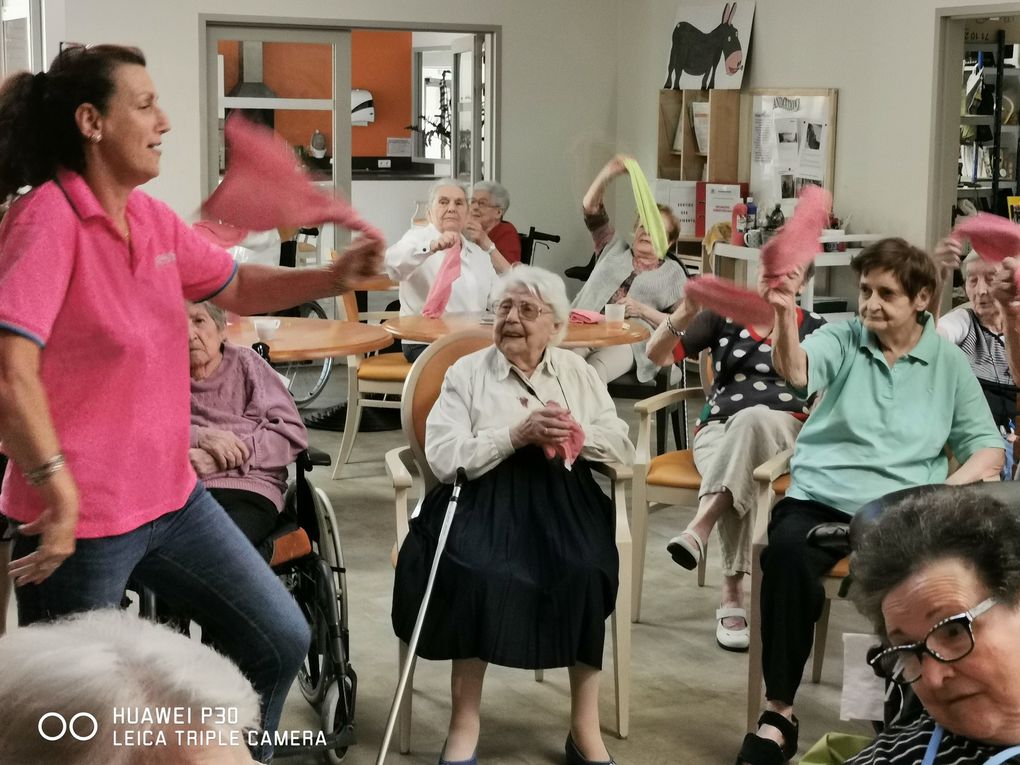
[303,447,332,468]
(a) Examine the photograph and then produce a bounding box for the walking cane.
[376,467,467,765]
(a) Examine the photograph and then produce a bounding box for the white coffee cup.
[253,318,281,341]
[604,303,625,326]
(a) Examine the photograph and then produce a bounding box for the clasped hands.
[189,429,249,477]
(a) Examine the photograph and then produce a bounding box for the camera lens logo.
[38,712,99,742]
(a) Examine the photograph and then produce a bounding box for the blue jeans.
[12,482,309,762]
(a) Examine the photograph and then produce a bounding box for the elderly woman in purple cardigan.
[187,301,308,560]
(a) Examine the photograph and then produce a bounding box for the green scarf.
[623,157,669,259]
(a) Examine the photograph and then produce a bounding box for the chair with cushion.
[630,354,713,623]
[384,330,634,753]
[332,287,408,478]
[743,449,852,731]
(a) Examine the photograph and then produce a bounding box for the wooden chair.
[745,449,849,731]
[607,366,684,457]
[331,285,408,478]
[630,354,714,623]
[384,330,634,752]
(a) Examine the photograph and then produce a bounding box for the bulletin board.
[750,88,838,210]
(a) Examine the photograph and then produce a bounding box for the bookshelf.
[657,88,740,182]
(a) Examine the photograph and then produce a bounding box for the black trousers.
[760,496,850,705]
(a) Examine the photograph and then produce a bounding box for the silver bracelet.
[24,452,66,486]
[665,315,683,338]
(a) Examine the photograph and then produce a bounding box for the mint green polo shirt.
[787,314,1003,515]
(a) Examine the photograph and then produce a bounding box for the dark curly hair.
[0,44,146,201]
[851,486,1020,639]
[850,237,937,301]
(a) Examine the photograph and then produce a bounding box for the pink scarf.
[203,114,384,243]
[541,402,586,470]
[952,213,1020,262]
[684,274,774,326]
[760,186,832,286]
[420,240,462,318]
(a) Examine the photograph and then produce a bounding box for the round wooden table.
[227,315,394,362]
[382,313,650,349]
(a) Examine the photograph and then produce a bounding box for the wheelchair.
[132,445,357,763]
[268,446,357,763]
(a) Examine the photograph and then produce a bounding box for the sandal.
[716,607,750,652]
[734,711,798,764]
[666,530,705,570]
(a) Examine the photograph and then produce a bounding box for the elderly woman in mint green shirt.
[734,238,1003,765]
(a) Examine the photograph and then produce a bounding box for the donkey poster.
[663,1,755,90]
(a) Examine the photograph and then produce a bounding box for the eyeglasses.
[868,597,998,685]
[494,299,549,321]
[470,199,497,209]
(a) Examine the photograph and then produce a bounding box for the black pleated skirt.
[391,446,618,670]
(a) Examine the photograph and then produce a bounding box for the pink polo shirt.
[0,170,237,538]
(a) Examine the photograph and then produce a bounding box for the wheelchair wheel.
[295,558,335,706]
[274,301,333,408]
[320,672,356,764]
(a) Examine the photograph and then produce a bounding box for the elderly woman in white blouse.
[392,266,634,765]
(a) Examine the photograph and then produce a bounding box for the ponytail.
[0,44,146,202]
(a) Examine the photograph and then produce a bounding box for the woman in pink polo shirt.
[0,44,380,762]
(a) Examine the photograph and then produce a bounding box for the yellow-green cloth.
[623,157,669,259]
[799,732,871,765]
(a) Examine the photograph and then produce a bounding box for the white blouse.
[384,223,497,321]
[425,345,635,483]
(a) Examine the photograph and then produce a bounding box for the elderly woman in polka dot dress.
[646,264,824,650]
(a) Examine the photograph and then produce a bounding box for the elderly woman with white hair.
[392,266,634,765]
[386,178,508,362]
[0,609,261,764]
[466,180,521,265]
[933,238,1018,479]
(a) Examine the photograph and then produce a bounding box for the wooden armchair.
[745,449,849,732]
[630,353,713,623]
[383,331,633,753]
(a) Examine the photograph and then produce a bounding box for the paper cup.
[605,303,625,326]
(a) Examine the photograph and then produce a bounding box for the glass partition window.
[1,0,42,76]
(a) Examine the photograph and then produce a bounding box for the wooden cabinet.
[657,88,739,183]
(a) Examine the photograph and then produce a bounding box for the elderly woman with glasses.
[843,485,1020,764]
[465,180,521,265]
[392,266,634,765]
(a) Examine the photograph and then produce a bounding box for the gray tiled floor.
[5,367,874,764]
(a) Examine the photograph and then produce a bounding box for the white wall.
[614,0,1020,248]
[53,0,620,275]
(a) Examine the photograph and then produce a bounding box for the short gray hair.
[428,177,469,207]
[492,265,570,344]
[851,486,1020,640]
[0,609,260,764]
[472,181,510,214]
[191,300,227,330]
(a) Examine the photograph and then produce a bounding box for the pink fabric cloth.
[0,170,236,538]
[952,213,1020,262]
[569,309,605,324]
[203,114,384,243]
[420,240,462,318]
[684,274,775,327]
[541,403,586,470]
[760,185,832,286]
[193,219,249,249]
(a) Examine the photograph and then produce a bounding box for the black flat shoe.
[734,712,798,764]
[565,733,616,765]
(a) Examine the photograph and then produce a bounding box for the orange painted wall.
[217,31,412,158]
